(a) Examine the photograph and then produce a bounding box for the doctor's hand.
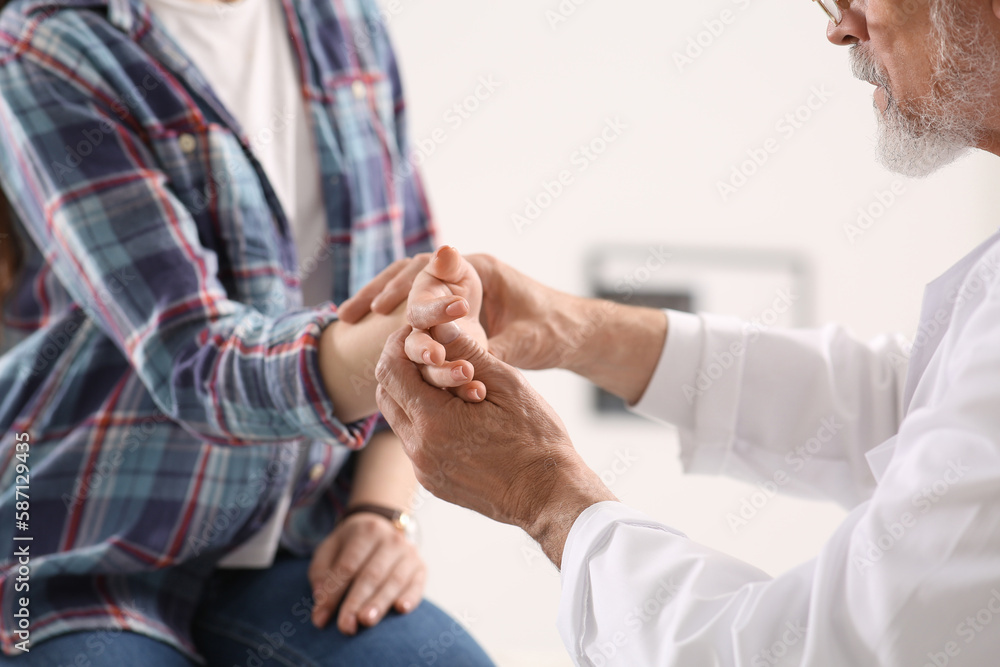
[376,326,617,566]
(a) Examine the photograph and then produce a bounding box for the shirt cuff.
[629,309,703,432]
[557,501,687,663]
[629,309,747,477]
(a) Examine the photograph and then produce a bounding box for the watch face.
[401,514,419,545]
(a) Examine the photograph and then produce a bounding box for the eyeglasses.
[814,0,847,25]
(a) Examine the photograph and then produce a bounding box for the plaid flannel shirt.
[0,0,434,658]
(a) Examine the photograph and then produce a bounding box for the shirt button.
[178,133,197,153]
[352,80,366,100]
[308,463,325,482]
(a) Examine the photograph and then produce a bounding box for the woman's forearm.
[318,303,408,424]
[349,430,417,511]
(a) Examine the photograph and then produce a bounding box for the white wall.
[381,1,1000,664]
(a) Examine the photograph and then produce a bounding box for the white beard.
[849,3,1000,178]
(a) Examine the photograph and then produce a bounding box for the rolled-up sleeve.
[631,309,909,508]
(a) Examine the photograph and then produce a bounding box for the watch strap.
[343,503,410,532]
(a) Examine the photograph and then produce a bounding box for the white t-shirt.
[145,0,335,307]
[145,0,338,568]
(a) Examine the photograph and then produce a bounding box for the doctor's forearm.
[562,299,668,405]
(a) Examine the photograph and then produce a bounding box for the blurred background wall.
[379,0,1000,664]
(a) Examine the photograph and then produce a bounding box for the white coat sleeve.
[559,271,1000,666]
[631,310,910,508]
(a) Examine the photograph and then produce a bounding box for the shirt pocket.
[145,125,293,307]
[322,74,400,206]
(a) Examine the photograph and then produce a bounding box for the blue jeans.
[18,553,495,666]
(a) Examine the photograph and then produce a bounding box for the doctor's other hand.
[376,326,617,566]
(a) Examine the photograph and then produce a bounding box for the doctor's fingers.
[436,329,526,399]
[400,328,484,400]
[376,328,453,417]
[339,254,429,322]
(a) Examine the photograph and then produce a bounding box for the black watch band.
[342,503,411,532]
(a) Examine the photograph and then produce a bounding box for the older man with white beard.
[343,0,1000,665]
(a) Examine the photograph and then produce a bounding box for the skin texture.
[376,326,617,565]
[361,253,666,566]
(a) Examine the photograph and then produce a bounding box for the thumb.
[432,323,520,393]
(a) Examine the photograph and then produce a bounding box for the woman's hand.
[307,512,425,635]
[402,247,489,402]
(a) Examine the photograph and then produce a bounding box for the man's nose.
[827,5,869,45]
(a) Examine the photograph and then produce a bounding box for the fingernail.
[365,608,378,623]
[474,388,484,401]
[400,600,413,613]
[446,300,466,317]
[422,350,433,365]
[435,322,461,345]
[452,366,468,381]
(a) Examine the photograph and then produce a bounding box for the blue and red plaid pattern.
[0,0,434,658]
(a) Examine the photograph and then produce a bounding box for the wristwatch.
[343,503,414,536]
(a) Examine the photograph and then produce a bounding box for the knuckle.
[331,562,357,584]
[375,358,390,384]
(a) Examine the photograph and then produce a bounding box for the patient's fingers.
[454,380,486,403]
[418,362,476,390]
[407,295,468,332]
[405,329,446,366]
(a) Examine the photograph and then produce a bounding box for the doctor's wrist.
[525,459,617,568]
